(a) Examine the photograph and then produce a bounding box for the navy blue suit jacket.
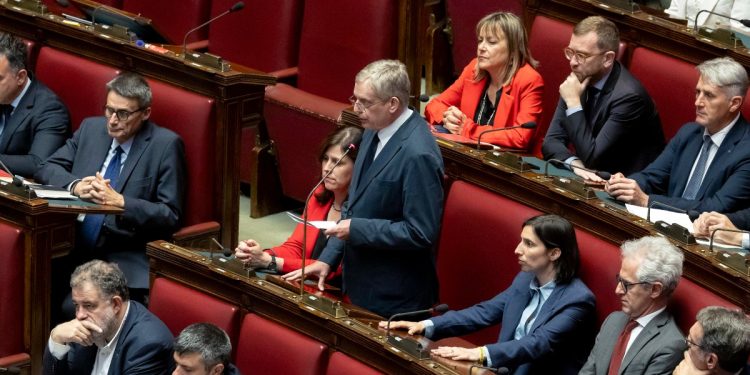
[35,117,186,288]
[429,272,596,375]
[43,301,174,375]
[629,116,750,214]
[0,78,69,177]
[318,110,444,318]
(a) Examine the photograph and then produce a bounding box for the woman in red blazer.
[234,126,362,280]
[425,12,544,150]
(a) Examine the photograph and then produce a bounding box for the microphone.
[545,158,611,180]
[646,200,698,223]
[693,9,750,32]
[0,159,23,187]
[211,237,233,257]
[182,1,245,56]
[476,122,536,150]
[468,364,509,374]
[0,366,21,374]
[299,143,357,295]
[385,303,449,338]
[410,94,430,103]
[709,227,749,251]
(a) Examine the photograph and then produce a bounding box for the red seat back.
[296,0,399,101]
[0,222,24,358]
[670,277,738,334]
[528,16,574,158]
[742,92,750,119]
[436,180,541,345]
[629,47,699,141]
[148,278,240,346]
[146,79,215,226]
[208,0,303,73]
[235,313,327,375]
[35,47,119,131]
[122,0,210,44]
[326,352,382,375]
[575,229,623,326]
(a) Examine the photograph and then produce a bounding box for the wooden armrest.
[172,221,220,248]
[269,66,299,86]
[0,352,30,367]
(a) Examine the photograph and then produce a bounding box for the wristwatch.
[267,251,277,272]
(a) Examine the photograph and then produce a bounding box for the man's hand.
[50,319,103,347]
[431,346,481,362]
[325,219,351,241]
[693,212,743,246]
[89,172,125,207]
[559,73,590,108]
[605,172,649,206]
[377,320,426,335]
[570,159,605,183]
[73,176,97,200]
[442,106,467,135]
[282,261,331,291]
[672,351,710,375]
[234,239,272,268]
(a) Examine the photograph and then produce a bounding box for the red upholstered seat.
[575,229,623,326]
[0,223,25,361]
[629,47,699,141]
[435,180,541,345]
[235,313,327,375]
[35,47,120,131]
[122,0,210,44]
[670,277,738,334]
[326,352,382,375]
[148,278,240,346]
[528,16,574,158]
[742,92,750,119]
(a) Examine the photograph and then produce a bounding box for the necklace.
[477,88,498,125]
[332,203,341,212]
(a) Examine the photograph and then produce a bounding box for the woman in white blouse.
[666,0,750,32]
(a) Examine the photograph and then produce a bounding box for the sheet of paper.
[625,204,695,234]
[32,188,77,199]
[285,211,336,230]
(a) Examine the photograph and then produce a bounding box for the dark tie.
[79,146,124,249]
[358,133,379,186]
[522,290,542,336]
[0,104,13,137]
[607,319,639,375]
[682,135,713,200]
[584,86,600,120]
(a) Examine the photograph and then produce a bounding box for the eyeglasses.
[685,336,705,351]
[348,95,385,112]
[615,274,651,293]
[564,47,607,63]
[104,106,145,121]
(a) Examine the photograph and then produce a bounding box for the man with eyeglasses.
[0,32,69,178]
[673,306,750,375]
[580,236,686,375]
[542,16,664,182]
[36,72,186,309]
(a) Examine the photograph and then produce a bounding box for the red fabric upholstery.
[146,79,215,226]
[436,180,541,345]
[444,0,523,77]
[528,16,574,158]
[629,47,699,141]
[263,83,349,201]
[207,0,303,73]
[670,277,738,334]
[0,222,24,359]
[296,0,399,101]
[742,93,750,119]
[35,47,119,131]
[326,352,382,375]
[149,278,240,345]
[235,313,327,375]
[575,229,624,326]
[122,0,210,44]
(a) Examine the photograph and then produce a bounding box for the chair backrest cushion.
[575,229,624,326]
[122,0,211,44]
[325,352,382,375]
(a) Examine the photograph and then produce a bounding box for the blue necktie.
[0,104,13,138]
[682,135,713,200]
[358,133,379,186]
[79,146,123,249]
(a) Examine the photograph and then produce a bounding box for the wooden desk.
[0,188,122,374]
[147,241,486,375]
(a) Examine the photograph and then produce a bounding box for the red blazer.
[266,190,341,278]
[424,59,544,150]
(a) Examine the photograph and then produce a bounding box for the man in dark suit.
[43,260,174,375]
[36,72,186,302]
[284,60,444,318]
[673,306,750,375]
[606,57,750,215]
[173,323,241,375]
[580,236,686,375]
[542,16,664,181]
[0,32,69,178]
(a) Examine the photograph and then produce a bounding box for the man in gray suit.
[580,236,686,375]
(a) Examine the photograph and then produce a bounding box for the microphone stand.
[541,159,598,200]
[384,304,449,360]
[693,9,750,32]
[181,1,245,71]
[646,201,696,245]
[708,228,750,276]
[480,123,537,173]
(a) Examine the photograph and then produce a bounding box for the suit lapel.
[0,82,35,152]
[619,311,669,374]
[501,285,532,341]
[85,125,115,177]
[461,75,485,121]
[527,283,565,334]
[590,63,621,135]
[697,117,748,198]
[493,85,514,128]
[115,121,152,193]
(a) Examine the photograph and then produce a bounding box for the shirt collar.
[376,108,413,143]
[530,278,557,300]
[634,306,665,328]
[98,301,130,351]
[703,113,740,148]
[591,68,612,91]
[10,77,32,111]
[110,137,134,156]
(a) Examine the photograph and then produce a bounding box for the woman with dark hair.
[383,214,596,375]
[234,126,362,276]
[424,11,543,150]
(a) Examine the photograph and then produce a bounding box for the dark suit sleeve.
[120,335,174,375]
[33,125,82,187]
[347,151,443,250]
[542,99,574,162]
[43,346,70,375]
[0,86,69,177]
[726,208,750,230]
[428,288,510,340]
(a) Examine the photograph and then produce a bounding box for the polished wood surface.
[147,241,488,375]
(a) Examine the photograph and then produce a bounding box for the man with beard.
[43,260,174,375]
